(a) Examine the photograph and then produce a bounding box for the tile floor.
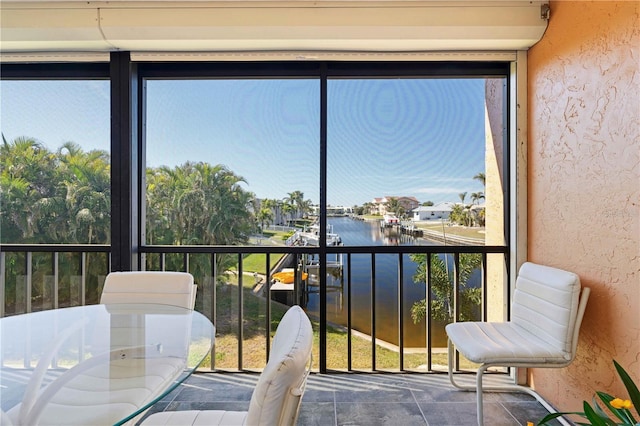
[142,372,564,426]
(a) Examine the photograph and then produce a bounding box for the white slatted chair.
[100,271,197,310]
[446,262,590,426]
[141,305,314,426]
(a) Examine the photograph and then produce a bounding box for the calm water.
[303,217,449,348]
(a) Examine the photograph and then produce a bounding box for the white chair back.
[140,305,314,426]
[512,262,581,359]
[100,271,197,309]
[245,305,313,426]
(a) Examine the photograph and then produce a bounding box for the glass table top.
[0,304,214,426]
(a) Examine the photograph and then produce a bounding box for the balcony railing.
[1,243,508,373]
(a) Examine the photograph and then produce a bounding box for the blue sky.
[2,77,486,207]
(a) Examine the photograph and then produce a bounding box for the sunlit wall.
[528,0,639,412]
[484,79,508,323]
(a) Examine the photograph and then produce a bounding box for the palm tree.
[384,197,401,216]
[57,142,110,244]
[1,136,60,242]
[409,253,482,324]
[299,199,313,218]
[361,202,374,215]
[473,172,486,187]
[468,192,485,227]
[261,198,277,210]
[281,202,296,226]
[257,198,278,227]
[145,161,255,246]
[449,204,465,226]
[196,162,253,246]
[458,192,474,226]
[256,206,274,233]
[285,190,305,219]
[145,167,174,245]
[470,192,484,205]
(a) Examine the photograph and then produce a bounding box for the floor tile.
[171,381,255,402]
[419,401,514,426]
[297,401,336,426]
[336,402,427,426]
[501,401,564,426]
[139,372,558,426]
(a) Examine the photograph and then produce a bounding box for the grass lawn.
[416,222,486,240]
[353,215,485,241]
[233,253,285,275]
[259,229,290,241]
[361,214,383,221]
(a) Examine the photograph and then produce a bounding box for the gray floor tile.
[142,401,169,416]
[172,382,255,402]
[302,387,336,403]
[298,402,336,426]
[501,401,564,426]
[166,400,250,412]
[420,401,514,426]
[494,391,541,402]
[336,402,427,426]
[334,385,415,403]
[142,372,556,426]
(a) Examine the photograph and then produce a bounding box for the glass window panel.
[327,78,501,247]
[144,79,320,246]
[0,80,111,245]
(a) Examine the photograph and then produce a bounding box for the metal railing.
[0,245,111,318]
[1,243,508,373]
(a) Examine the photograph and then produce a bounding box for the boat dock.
[380,219,424,237]
[285,223,342,247]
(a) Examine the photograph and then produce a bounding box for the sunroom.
[1,1,637,425]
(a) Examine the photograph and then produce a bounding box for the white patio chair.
[100,271,197,310]
[141,305,314,426]
[446,262,590,426]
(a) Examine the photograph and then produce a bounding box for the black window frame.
[1,58,512,371]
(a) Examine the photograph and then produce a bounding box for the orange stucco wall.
[528,0,639,412]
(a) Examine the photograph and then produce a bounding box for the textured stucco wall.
[528,0,639,412]
[485,79,508,322]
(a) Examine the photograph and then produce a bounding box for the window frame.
[1,58,514,371]
[136,60,511,253]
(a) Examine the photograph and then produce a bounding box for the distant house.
[395,196,420,212]
[412,202,455,221]
[371,197,385,214]
[372,196,420,215]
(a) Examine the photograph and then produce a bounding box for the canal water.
[303,216,450,349]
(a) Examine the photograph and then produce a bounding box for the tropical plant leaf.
[595,391,635,424]
[595,391,629,424]
[593,394,615,420]
[536,411,580,425]
[614,359,640,420]
[583,401,618,426]
[536,360,640,426]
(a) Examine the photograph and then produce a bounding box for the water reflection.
[304,217,451,348]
